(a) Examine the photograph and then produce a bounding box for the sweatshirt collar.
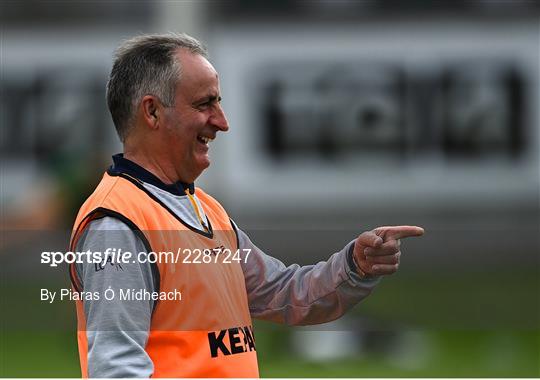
[108,153,195,196]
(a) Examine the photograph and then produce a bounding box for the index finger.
[374,226,425,240]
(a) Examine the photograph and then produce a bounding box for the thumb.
[356,231,384,249]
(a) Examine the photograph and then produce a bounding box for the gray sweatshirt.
[74,180,380,378]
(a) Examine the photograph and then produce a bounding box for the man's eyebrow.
[193,95,221,105]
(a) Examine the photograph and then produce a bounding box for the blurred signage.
[260,62,525,160]
[0,69,110,159]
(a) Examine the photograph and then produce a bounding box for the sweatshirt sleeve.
[74,216,155,378]
[234,221,380,326]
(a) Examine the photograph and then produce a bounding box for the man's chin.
[192,159,211,180]
[201,157,211,170]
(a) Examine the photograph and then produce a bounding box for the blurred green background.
[2,269,538,377]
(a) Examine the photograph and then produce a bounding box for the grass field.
[1,328,538,377]
[255,327,540,377]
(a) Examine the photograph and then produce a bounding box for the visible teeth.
[199,136,213,144]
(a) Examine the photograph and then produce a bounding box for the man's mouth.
[197,135,214,145]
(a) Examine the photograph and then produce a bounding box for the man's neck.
[123,151,180,186]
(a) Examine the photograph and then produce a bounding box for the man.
[69,33,424,378]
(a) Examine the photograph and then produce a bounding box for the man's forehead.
[175,49,219,96]
[176,49,218,78]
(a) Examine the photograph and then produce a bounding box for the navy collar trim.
[108,154,195,196]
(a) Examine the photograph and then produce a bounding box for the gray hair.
[106,33,208,142]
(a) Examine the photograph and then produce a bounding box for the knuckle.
[359,232,371,244]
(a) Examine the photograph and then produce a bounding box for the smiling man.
[121,47,228,186]
[69,33,424,378]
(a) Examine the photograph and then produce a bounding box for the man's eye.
[197,97,221,110]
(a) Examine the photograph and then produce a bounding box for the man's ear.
[141,95,162,130]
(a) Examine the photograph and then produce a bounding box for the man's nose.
[210,104,229,132]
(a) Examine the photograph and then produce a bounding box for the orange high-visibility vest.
[69,172,259,378]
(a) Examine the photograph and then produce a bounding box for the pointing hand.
[353,226,424,277]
